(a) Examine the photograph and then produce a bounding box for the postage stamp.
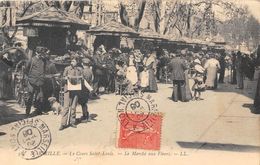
[116,94,162,150]
[9,118,52,160]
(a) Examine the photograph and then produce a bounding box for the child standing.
[192,59,205,101]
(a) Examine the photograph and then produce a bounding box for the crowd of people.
[1,42,259,130]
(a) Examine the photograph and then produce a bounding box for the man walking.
[168,53,187,102]
[25,46,48,116]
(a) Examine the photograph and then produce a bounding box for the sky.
[238,0,260,22]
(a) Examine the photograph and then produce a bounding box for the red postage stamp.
[116,94,162,150]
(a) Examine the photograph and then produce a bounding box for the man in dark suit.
[168,53,187,102]
[218,53,226,83]
[42,49,60,112]
[25,46,48,116]
[92,50,106,97]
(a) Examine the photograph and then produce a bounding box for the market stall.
[12,6,90,105]
[87,20,139,51]
[16,6,90,57]
[134,28,168,54]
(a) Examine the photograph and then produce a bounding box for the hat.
[48,97,57,103]
[82,58,91,64]
[194,64,205,74]
[170,53,176,58]
[194,59,201,64]
[36,46,46,53]
[181,49,186,55]
[199,51,204,55]
[193,53,199,57]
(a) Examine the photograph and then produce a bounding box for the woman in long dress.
[143,51,158,92]
[204,55,221,89]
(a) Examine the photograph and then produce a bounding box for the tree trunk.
[119,3,129,26]
[186,3,192,37]
[134,0,146,31]
[153,0,161,33]
[61,1,72,11]
[163,0,178,35]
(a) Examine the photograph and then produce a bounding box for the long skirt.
[236,70,244,89]
[205,67,218,88]
[147,69,158,92]
[185,71,192,100]
[172,80,186,102]
[231,69,237,84]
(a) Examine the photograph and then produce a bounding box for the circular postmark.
[125,98,150,122]
[116,94,159,132]
[9,118,51,160]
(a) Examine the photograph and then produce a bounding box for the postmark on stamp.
[9,118,52,160]
[116,94,162,150]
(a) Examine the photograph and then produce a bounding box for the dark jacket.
[79,66,93,104]
[45,60,57,75]
[92,54,106,76]
[168,57,187,81]
[26,56,46,86]
[63,65,83,93]
[82,67,93,84]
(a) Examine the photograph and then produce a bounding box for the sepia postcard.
[0,0,259,164]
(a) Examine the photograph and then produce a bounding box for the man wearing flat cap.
[25,46,48,116]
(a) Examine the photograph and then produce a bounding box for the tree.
[143,0,255,40]
[0,0,86,46]
[119,0,146,31]
[0,1,40,46]
[44,1,86,19]
[219,6,260,48]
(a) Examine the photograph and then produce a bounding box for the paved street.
[0,71,260,165]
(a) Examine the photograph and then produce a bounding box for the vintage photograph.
[0,0,259,164]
